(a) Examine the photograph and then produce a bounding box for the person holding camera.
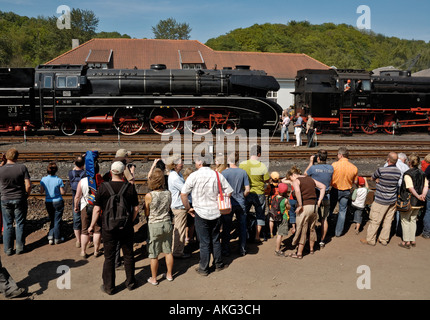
[304,149,333,248]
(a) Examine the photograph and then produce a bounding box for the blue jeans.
[1,199,27,254]
[221,204,247,255]
[46,200,64,241]
[194,214,223,273]
[281,126,289,142]
[288,199,297,224]
[71,190,81,231]
[245,193,266,226]
[352,205,364,224]
[330,188,351,237]
[422,190,430,237]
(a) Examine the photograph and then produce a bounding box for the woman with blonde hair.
[285,166,325,259]
[214,154,227,173]
[145,168,174,284]
[398,154,428,248]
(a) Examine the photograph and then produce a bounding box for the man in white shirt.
[280,113,290,142]
[181,155,233,276]
[293,113,303,147]
[167,154,190,259]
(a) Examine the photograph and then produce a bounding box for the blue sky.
[1,0,429,43]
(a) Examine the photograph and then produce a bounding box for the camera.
[312,154,318,164]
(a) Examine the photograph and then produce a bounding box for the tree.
[152,18,191,40]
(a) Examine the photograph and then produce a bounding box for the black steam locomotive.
[293,68,430,134]
[0,64,282,135]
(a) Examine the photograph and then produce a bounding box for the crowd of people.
[0,144,429,297]
[281,109,316,148]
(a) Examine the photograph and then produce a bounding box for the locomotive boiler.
[293,68,430,134]
[0,64,282,135]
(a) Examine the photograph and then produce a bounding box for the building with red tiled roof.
[46,39,329,109]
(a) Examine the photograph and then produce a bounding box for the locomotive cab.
[35,65,86,130]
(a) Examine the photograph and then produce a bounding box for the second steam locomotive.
[293,68,430,134]
[0,64,282,136]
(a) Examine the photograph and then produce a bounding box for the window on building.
[267,91,278,103]
[182,63,203,70]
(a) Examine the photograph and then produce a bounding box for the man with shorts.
[304,149,334,247]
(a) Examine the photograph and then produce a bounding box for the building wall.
[276,79,295,109]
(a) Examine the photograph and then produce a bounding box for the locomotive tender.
[0,64,282,135]
[293,68,430,134]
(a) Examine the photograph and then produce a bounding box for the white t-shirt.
[352,187,369,209]
[181,167,233,220]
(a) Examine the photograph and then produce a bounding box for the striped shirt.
[331,158,358,191]
[181,167,233,220]
[372,164,402,205]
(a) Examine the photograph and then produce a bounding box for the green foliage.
[0,9,130,67]
[205,21,430,72]
[152,17,192,40]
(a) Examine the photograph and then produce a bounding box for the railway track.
[12,147,430,162]
[1,133,430,147]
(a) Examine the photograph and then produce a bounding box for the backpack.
[70,170,86,191]
[102,182,131,231]
[269,195,286,222]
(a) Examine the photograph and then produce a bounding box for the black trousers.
[102,227,135,293]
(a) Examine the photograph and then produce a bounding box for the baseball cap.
[358,176,365,186]
[115,149,131,158]
[278,183,288,194]
[270,171,280,180]
[111,161,125,175]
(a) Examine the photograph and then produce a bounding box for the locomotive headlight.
[331,110,338,116]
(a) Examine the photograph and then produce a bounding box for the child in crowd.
[282,176,296,235]
[267,171,280,238]
[273,183,291,256]
[351,176,369,234]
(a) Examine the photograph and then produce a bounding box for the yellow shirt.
[331,158,358,191]
[239,159,270,194]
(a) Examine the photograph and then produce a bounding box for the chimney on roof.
[72,39,80,49]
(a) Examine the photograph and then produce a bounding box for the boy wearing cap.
[351,177,369,234]
[273,183,291,256]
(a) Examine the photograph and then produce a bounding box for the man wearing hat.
[89,161,139,295]
[344,79,352,92]
[103,149,136,184]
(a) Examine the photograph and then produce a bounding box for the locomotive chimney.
[72,39,80,49]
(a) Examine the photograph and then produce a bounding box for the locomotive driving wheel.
[60,121,78,136]
[221,113,240,135]
[222,119,239,135]
[383,116,397,135]
[360,117,378,135]
[149,107,180,135]
[185,109,215,135]
[113,107,144,135]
